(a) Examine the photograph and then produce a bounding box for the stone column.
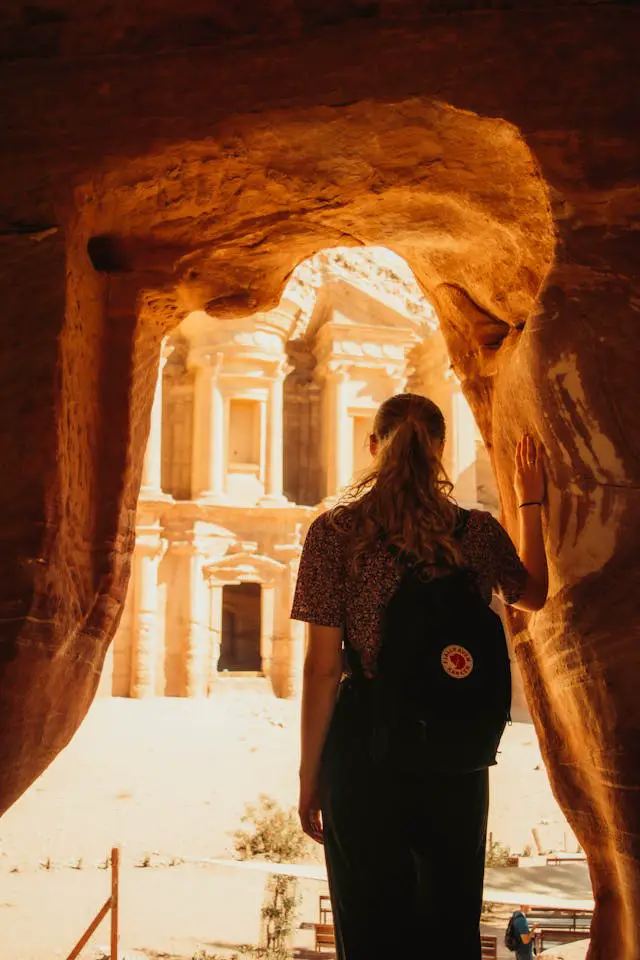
[263,359,289,502]
[272,526,305,699]
[208,582,223,694]
[140,340,172,498]
[271,564,306,701]
[259,397,268,487]
[260,585,276,678]
[211,373,226,498]
[326,364,351,497]
[130,520,165,698]
[186,543,210,698]
[191,352,225,501]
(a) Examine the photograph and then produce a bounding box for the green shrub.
[485,838,512,867]
[233,795,307,864]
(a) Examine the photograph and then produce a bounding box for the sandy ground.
[0,682,585,959]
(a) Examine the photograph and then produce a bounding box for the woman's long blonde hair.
[331,393,463,573]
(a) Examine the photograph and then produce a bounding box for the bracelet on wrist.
[519,501,542,509]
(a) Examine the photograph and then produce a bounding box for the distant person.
[505,905,537,957]
[291,393,548,959]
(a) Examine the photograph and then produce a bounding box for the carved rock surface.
[0,5,638,958]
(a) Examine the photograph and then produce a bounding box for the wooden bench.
[535,928,590,952]
[311,923,497,956]
[480,935,498,959]
[528,907,592,933]
[546,853,587,865]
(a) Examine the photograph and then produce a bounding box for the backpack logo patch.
[441,645,474,678]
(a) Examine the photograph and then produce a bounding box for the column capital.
[205,350,224,377]
[383,360,407,380]
[160,337,175,368]
[319,360,351,382]
[189,347,224,376]
[274,356,294,381]
[134,523,166,559]
[166,535,210,559]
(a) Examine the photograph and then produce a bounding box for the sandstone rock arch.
[1,6,639,957]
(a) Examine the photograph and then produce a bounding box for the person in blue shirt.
[513,905,536,958]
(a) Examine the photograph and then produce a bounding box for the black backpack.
[352,510,512,774]
[505,911,524,952]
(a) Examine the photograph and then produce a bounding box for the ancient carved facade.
[101,280,497,701]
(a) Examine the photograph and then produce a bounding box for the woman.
[291,392,548,960]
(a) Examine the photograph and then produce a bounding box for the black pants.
[320,683,489,960]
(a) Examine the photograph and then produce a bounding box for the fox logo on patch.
[441,645,474,678]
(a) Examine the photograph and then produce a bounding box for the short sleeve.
[481,513,528,605]
[290,513,346,627]
[514,913,530,936]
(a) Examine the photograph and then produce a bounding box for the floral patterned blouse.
[290,508,527,678]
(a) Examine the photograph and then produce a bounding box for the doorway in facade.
[219,582,262,673]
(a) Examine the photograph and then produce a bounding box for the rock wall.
[0,5,638,956]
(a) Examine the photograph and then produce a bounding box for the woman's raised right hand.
[514,435,545,506]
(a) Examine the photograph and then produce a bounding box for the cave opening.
[106,241,513,706]
[3,0,639,947]
[6,92,604,957]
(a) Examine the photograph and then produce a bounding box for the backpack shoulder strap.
[455,506,472,535]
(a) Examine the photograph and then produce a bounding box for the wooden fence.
[65,846,120,960]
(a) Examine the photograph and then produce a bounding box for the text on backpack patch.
[441,645,474,678]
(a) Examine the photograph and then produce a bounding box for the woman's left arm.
[290,514,346,843]
[299,623,344,843]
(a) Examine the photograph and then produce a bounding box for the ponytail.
[331,393,462,573]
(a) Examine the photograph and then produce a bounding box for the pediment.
[204,550,286,584]
[306,279,430,342]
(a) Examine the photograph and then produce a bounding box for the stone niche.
[1,5,639,956]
